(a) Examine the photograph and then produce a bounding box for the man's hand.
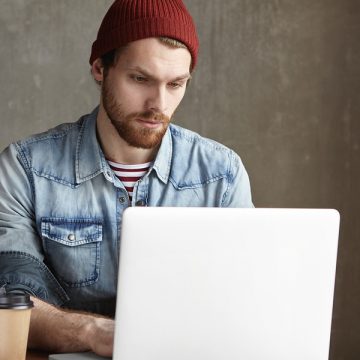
[28,297,114,356]
[83,316,115,357]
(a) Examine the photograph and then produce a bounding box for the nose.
[146,85,167,114]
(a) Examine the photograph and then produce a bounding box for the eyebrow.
[127,66,192,82]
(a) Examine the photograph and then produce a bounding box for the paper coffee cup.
[0,291,34,360]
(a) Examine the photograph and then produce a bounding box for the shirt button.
[105,171,112,180]
[135,199,146,206]
[119,196,126,204]
[68,234,76,241]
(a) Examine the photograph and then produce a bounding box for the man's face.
[101,38,192,149]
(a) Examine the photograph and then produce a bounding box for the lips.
[138,118,162,123]
[135,118,163,128]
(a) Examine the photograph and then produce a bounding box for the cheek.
[116,84,145,110]
[170,90,186,113]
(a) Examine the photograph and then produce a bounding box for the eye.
[131,74,147,83]
[168,82,183,89]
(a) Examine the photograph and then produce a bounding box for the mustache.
[128,110,170,123]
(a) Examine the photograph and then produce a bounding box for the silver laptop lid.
[113,208,339,360]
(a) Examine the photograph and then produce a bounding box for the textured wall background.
[0,1,359,358]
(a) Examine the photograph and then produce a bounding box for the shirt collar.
[151,125,173,184]
[76,106,110,184]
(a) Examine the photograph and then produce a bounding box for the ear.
[91,58,104,83]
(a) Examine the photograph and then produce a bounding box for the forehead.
[115,38,192,79]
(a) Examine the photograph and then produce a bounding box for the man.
[0,0,253,356]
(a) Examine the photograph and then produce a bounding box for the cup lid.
[0,292,34,309]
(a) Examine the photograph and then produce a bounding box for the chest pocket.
[41,218,103,287]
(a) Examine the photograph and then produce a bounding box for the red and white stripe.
[107,160,151,201]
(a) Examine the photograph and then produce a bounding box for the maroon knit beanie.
[89,0,199,70]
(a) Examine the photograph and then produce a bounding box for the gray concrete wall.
[1,1,359,358]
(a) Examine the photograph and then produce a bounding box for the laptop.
[50,207,340,360]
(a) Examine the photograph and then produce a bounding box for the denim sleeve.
[0,144,69,305]
[221,151,254,208]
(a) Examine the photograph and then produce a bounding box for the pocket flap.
[41,218,102,247]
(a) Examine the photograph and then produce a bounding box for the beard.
[102,76,171,149]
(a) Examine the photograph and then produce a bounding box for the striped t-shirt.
[107,160,152,201]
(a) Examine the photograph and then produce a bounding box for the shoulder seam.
[170,125,231,152]
[16,120,83,147]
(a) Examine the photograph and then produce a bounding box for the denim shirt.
[0,107,253,316]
